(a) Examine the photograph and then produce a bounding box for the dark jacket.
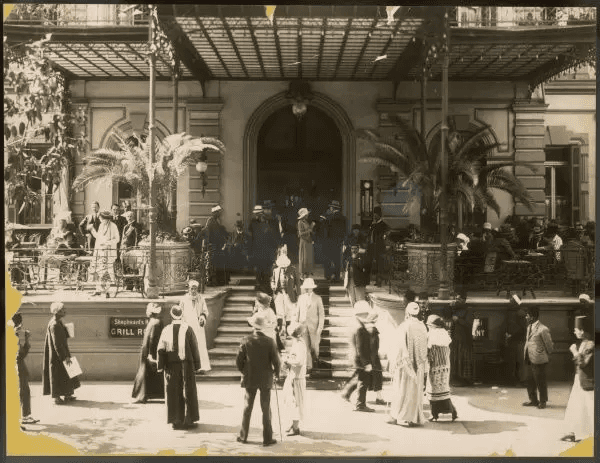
[271,265,301,303]
[111,215,127,239]
[368,326,383,391]
[236,330,281,389]
[79,213,101,248]
[350,323,372,369]
[121,221,142,248]
[575,339,594,391]
[344,253,370,288]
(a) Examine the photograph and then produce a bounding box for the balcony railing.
[451,6,596,28]
[6,4,149,27]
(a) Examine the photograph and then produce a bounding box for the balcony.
[451,6,596,28]
[5,4,148,27]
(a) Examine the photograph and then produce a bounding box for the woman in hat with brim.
[426,315,458,422]
[297,208,315,278]
[561,315,594,443]
[132,303,165,403]
[282,322,308,436]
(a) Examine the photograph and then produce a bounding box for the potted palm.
[72,130,225,293]
[358,116,534,294]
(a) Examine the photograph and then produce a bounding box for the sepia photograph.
[4,2,596,458]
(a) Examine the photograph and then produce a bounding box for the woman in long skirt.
[282,323,307,436]
[561,315,594,443]
[297,208,315,277]
[132,303,165,403]
[425,315,458,421]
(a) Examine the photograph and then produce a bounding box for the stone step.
[327,308,354,317]
[322,326,353,337]
[222,306,254,315]
[196,370,241,381]
[220,314,253,324]
[209,358,239,370]
[226,295,256,304]
[209,346,239,357]
[214,337,245,347]
[217,325,253,335]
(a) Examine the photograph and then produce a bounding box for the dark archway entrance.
[257,105,343,264]
[257,105,343,216]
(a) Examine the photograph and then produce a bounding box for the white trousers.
[274,292,296,322]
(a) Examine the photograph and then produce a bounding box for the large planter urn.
[405,242,457,296]
[139,242,193,294]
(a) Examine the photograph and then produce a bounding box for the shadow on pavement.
[198,400,233,410]
[57,400,133,411]
[299,430,390,443]
[458,420,527,435]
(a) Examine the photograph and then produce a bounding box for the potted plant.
[72,130,225,293]
[358,116,534,295]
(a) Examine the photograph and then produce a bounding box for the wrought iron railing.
[450,6,596,28]
[5,5,149,27]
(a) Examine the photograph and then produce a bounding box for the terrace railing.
[451,6,596,28]
[5,4,149,27]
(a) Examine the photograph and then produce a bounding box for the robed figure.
[179,280,211,372]
[132,303,165,403]
[157,306,201,430]
[43,302,80,404]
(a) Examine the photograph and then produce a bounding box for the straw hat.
[253,205,264,214]
[483,222,492,231]
[99,210,112,220]
[456,233,470,243]
[211,205,223,213]
[297,208,309,219]
[248,312,269,331]
[170,305,183,320]
[276,254,291,268]
[426,314,445,329]
[146,302,162,318]
[301,278,317,289]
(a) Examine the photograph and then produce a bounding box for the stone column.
[70,99,90,224]
[511,99,548,219]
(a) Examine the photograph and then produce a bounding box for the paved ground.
[11,380,592,457]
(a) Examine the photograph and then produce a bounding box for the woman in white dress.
[282,322,307,436]
[178,280,211,372]
[561,315,594,443]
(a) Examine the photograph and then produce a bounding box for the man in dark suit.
[522,306,554,409]
[121,211,142,249]
[320,200,347,282]
[110,204,127,240]
[368,206,389,287]
[78,201,101,250]
[236,312,281,446]
[340,301,376,412]
[344,244,370,308]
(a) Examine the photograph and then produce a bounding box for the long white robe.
[178,294,211,372]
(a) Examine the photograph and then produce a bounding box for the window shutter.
[569,144,580,225]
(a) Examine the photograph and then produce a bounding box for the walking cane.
[273,374,284,442]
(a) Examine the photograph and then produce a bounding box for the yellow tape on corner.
[4,4,14,22]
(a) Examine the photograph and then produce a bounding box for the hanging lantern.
[195,161,208,173]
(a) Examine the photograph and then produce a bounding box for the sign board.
[109,317,147,338]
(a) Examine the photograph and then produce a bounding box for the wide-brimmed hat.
[146,302,162,317]
[456,233,470,243]
[255,292,272,307]
[211,205,223,214]
[248,312,269,331]
[50,301,64,314]
[301,278,317,289]
[483,222,492,231]
[298,208,309,219]
[99,211,112,220]
[426,314,445,329]
[253,205,264,214]
[353,301,371,322]
[188,280,200,288]
[329,200,341,210]
[170,305,183,320]
[276,254,291,268]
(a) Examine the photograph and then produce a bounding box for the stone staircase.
[199,279,355,381]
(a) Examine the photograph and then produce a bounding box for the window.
[544,145,580,225]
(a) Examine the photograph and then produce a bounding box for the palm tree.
[72,130,225,233]
[358,117,535,235]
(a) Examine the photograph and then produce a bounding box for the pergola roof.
[4,5,595,90]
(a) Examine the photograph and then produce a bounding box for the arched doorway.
[244,91,356,227]
[257,105,343,215]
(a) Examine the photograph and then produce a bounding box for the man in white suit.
[178,280,211,373]
[522,306,553,409]
[294,278,325,372]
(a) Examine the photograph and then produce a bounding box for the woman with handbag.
[560,315,594,443]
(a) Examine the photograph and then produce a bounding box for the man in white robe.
[88,211,120,296]
[387,300,428,427]
[178,280,211,372]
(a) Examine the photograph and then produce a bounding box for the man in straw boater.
[271,249,301,339]
[156,305,201,430]
[320,200,347,283]
[236,311,281,446]
[8,311,39,426]
[340,301,378,412]
[178,280,211,373]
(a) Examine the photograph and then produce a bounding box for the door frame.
[243,91,356,227]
